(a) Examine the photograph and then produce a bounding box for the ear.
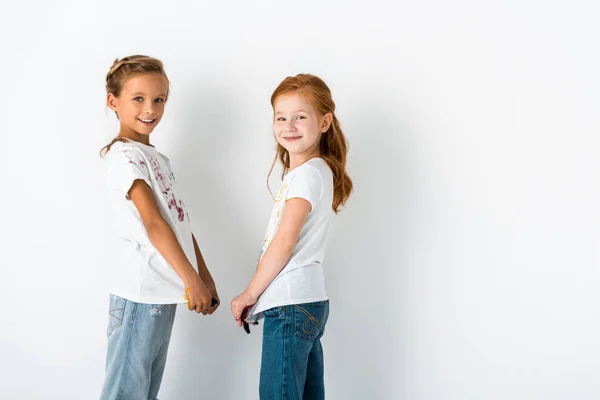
[320,113,333,133]
[107,93,119,111]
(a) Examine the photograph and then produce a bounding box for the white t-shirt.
[246,158,333,321]
[104,140,196,304]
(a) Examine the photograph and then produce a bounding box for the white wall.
[1,1,599,399]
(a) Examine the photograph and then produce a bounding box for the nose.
[284,119,296,132]
[144,105,154,116]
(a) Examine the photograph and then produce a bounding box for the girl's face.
[273,91,332,160]
[107,73,168,138]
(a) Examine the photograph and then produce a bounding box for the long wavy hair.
[269,74,353,213]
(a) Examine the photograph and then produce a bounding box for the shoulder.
[309,158,332,178]
[285,159,329,207]
[106,141,143,159]
[104,142,151,180]
[107,142,155,167]
[290,158,332,186]
[293,159,324,179]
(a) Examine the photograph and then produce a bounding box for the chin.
[277,141,300,152]
[281,145,300,154]
[134,128,154,136]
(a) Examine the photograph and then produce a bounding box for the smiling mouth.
[284,136,302,140]
[137,118,156,125]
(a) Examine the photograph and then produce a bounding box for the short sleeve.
[286,165,323,211]
[106,146,152,199]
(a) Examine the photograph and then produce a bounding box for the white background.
[1,1,599,399]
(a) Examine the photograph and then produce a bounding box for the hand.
[184,276,213,315]
[206,282,220,315]
[231,290,257,328]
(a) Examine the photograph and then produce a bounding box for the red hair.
[269,74,353,213]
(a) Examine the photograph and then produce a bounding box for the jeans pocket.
[294,301,329,341]
[107,295,127,338]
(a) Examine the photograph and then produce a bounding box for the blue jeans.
[100,295,177,400]
[260,301,330,400]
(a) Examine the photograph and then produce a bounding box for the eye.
[276,117,286,122]
[296,115,306,120]
[133,96,143,102]
[155,98,165,103]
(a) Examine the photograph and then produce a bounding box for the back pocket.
[107,295,127,338]
[294,302,329,341]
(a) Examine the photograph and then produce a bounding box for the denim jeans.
[260,301,330,400]
[100,295,177,400]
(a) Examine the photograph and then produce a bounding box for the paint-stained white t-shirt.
[246,158,333,321]
[104,140,196,304]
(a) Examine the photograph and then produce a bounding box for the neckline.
[289,156,323,173]
[119,138,156,150]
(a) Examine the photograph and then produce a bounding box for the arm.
[192,234,215,286]
[192,234,219,313]
[247,198,310,299]
[129,179,212,313]
[230,198,311,326]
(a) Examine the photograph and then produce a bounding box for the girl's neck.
[118,128,151,147]
[289,149,321,170]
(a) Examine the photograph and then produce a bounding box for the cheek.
[301,120,319,134]
[121,102,139,116]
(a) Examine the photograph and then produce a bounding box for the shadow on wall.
[159,80,266,399]
[323,97,418,399]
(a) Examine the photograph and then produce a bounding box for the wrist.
[183,272,201,288]
[245,286,260,303]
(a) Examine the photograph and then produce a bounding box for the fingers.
[193,304,208,314]
[231,302,242,324]
[186,286,215,315]
[189,299,210,314]
[232,304,243,322]
[201,300,209,314]
[207,304,219,315]
[207,297,219,315]
[231,303,240,320]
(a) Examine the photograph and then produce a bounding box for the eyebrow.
[275,109,310,115]
[130,92,168,97]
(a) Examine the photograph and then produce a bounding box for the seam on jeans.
[169,304,175,325]
[115,302,138,399]
[281,305,288,399]
[164,304,176,347]
[150,318,172,400]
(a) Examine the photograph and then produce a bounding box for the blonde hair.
[100,55,170,156]
[269,74,353,213]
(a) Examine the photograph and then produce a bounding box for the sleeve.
[286,165,323,211]
[106,147,152,199]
